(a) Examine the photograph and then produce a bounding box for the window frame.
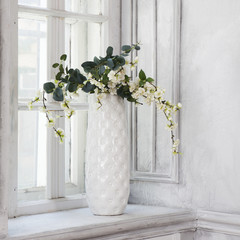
[9,0,111,218]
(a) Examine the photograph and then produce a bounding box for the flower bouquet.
[29,43,181,215]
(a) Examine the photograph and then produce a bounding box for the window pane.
[18,111,47,202]
[64,19,101,195]
[18,18,47,99]
[65,0,102,14]
[65,110,87,195]
[18,0,47,8]
[65,21,101,103]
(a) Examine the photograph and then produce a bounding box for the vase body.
[85,94,130,216]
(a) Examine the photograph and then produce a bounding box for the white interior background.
[1,0,240,239]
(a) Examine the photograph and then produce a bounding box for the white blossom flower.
[166,122,178,131]
[154,90,163,99]
[172,139,180,154]
[129,82,137,92]
[108,70,117,82]
[47,117,55,128]
[137,87,145,96]
[125,60,130,65]
[108,69,125,84]
[36,90,43,101]
[55,128,65,143]
[156,103,165,110]
[27,101,33,110]
[132,91,140,99]
[108,81,116,89]
[98,93,106,100]
[94,88,99,95]
[61,100,70,110]
[65,108,75,119]
[135,77,140,85]
[145,96,153,105]
[118,72,125,82]
[144,82,155,91]
[133,56,139,64]
[87,73,93,79]
[130,56,139,71]
[173,139,180,147]
[145,92,154,101]
[39,106,47,113]
[109,88,117,95]
[130,64,136,71]
[177,103,182,109]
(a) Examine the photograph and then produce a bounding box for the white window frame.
[8,0,116,218]
[121,0,181,184]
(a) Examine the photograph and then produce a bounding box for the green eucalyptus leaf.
[117,56,125,66]
[94,56,100,64]
[43,82,55,93]
[113,65,120,71]
[107,58,114,69]
[82,82,95,93]
[81,61,97,73]
[121,45,131,53]
[60,77,68,83]
[77,73,87,84]
[69,76,76,83]
[139,69,146,80]
[56,72,63,80]
[106,46,113,57]
[99,65,105,75]
[60,54,67,61]
[117,86,124,99]
[139,79,145,87]
[59,64,64,73]
[117,85,131,99]
[53,87,64,101]
[68,68,74,74]
[146,77,154,83]
[135,45,140,50]
[52,63,59,68]
[127,96,136,102]
[102,74,109,85]
[125,75,130,82]
[68,82,78,92]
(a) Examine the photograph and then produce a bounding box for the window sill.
[8,204,195,240]
[16,194,87,217]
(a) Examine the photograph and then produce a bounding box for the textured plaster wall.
[195,231,240,240]
[129,0,240,216]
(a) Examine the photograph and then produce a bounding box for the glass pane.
[18,18,47,99]
[18,0,47,8]
[65,110,88,195]
[136,0,156,172]
[156,0,175,174]
[65,0,102,14]
[18,111,47,202]
[65,21,101,103]
[64,19,101,195]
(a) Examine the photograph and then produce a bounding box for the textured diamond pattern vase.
[86,94,130,216]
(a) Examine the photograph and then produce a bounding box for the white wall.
[195,231,240,240]
[124,0,240,238]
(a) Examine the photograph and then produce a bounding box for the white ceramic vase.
[85,94,130,216]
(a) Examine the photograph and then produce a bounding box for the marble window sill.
[7,204,195,240]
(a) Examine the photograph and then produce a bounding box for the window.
[121,0,181,183]
[10,0,108,217]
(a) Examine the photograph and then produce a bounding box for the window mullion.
[46,0,66,199]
